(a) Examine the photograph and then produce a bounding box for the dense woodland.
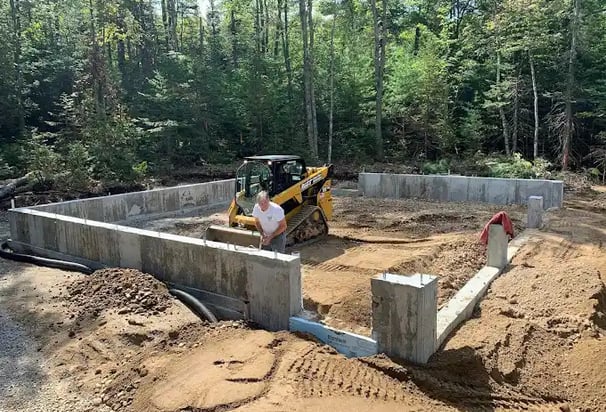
[1,0,605,190]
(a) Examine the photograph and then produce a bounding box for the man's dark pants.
[262,232,286,253]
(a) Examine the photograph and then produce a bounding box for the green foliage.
[85,115,144,183]
[0,155,15,180]
[24,131,61,184]
[132,161,148,180]
[62,142,92,191]
[383,25,453,158]
[422,153,553,179]
[481,153,552,179]
[0,0,604,189]
[421,159,450,175]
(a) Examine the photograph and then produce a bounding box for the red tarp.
[480,211,514,245]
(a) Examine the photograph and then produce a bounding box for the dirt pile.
[436,206,606,412]
[429,237,487,306]
[66,268,172,318]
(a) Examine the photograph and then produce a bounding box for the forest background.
[1,0,605,194]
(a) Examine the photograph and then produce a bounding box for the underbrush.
[421,153,553,179]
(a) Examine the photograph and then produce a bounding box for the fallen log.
[0,172,35,201]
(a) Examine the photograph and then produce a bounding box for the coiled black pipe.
[168,288,218,323]
[0,241,94,274]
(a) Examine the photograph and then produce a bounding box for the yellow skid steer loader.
[205,155,333,249]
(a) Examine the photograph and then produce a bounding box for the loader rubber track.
[286,205,329,247]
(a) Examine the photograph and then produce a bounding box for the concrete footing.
[371,273,438,364]
[527,196,544,228]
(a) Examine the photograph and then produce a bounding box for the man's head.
[256,191,270,211]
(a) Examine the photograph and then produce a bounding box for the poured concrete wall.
[358,173,563,209]
[29,179,235,223]
[8,207,301,331]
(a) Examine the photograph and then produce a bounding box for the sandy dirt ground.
[2,188,606,411]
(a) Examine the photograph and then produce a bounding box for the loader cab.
[234,155,306,216]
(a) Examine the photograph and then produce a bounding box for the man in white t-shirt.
[252,191,287,253]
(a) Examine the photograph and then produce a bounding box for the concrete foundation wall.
[29,179,235,223]
[8,208,301,331]
[358,173,563,209]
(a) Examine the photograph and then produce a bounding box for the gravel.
[0,214,112,412]
[0,309,113,412]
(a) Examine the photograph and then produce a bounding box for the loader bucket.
[204,225,262,249]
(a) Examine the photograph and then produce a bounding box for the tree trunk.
[199,16,204,49]
[282,0,292,98]
[167,0,177,51]
[264,0,270,55]
[563,0,580,170]
[161,0,169,49]
[106,41,113,68]
[255,0,261,53]
[88,0,103,116]
[148,0,158,61]
[299,0,317,159]
[529,51,539,159]
[117,10,127,85]
[370,0,385,160]
[496,50,510,156]
[180,2,185,51]
[209,0,217,36]
[117,37,126,80]
[140,2,154,77]
[274,0,282,57]
[512,65,521,154]
[231,9,238,65]
[0,172,34,200]
[9,0,25,138]
[413,25,420,56]
[308,0,318,152]
[259,0,265,53]
[328,11,336,163]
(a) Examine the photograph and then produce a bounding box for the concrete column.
[486,224,508,269]
[371,273,438,364]
[527,196,544,228]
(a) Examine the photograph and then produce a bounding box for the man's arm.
[252,205,264,236]
[270,218,287,238]
[254,217,264,237]
[267,207,286,240]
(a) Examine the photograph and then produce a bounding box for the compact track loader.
[205,155,333,249]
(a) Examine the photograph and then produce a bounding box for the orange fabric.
[480,211,514,245]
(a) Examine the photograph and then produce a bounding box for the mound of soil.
[66,268,172,318]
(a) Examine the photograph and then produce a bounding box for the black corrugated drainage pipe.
[168,288,218,323]
[0,241,94,274]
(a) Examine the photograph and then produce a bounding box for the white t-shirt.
[252,201,285,235]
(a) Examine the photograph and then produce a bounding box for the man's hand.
[262,234,272,246]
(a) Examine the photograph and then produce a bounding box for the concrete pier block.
[527,196,544,228]
[371,273,438,364]
[247,256,302,331]
[486,224,508,269]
